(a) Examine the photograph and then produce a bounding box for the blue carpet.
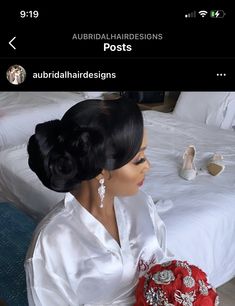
[0,203,37,306]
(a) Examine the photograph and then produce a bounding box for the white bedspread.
[142,111,235,288]
[0,110,235,288]
[0,92,86,150]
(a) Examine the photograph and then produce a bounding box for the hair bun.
[34,120,64,155]
[48,150,78,192]
[47,127,106,191]
[48,128,99,180]
[67,127,104,157]
[28,119,70,192]
[28,98,143,192]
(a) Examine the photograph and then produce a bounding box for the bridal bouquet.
[135,260,219,305]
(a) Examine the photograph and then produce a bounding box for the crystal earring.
[98,178,106,208]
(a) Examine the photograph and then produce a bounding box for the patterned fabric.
[135,260,219,305]
[0,203,37,306]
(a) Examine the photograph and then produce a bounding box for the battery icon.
[210,10,226,18]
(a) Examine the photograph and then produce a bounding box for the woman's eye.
[134,157,146,165]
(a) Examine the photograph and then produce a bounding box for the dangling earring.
[98,178,106,208]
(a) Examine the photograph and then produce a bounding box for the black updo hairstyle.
[27,97,144,192]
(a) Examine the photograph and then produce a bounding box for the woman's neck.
[71,180,121,245]
[71,180,115,217]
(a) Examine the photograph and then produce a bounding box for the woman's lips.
[137,179,144,186]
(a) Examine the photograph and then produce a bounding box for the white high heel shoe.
[207,153,225,176]
[179,145,197,180]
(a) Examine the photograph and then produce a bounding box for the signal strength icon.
[185,11,196,18]
[198,10,208,17]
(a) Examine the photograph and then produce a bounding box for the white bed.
[0,109,235,288]
[0,92,109,150]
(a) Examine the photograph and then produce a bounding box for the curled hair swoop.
[27,97,143,192]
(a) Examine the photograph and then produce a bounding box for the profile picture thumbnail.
[6,65,26,85]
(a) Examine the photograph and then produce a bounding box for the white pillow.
[173,92,231,128]
[83,92,106,99]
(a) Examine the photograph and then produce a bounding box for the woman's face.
[104,132,150,197]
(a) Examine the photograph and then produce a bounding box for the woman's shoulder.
[25,195,73,261]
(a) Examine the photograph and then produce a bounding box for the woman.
[25,97,173,305]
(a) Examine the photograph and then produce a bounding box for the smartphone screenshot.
[0,5,234,306]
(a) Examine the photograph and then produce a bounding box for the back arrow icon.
[9,36,16,50]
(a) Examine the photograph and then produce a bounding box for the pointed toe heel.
[179,145,197,181]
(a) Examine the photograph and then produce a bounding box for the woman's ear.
[95,170,105,182]
[95,170,111,181]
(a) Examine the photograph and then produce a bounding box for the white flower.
[152,270,175,285]
[175,290,196,306]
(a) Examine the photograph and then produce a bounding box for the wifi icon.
[198,10,208,17]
